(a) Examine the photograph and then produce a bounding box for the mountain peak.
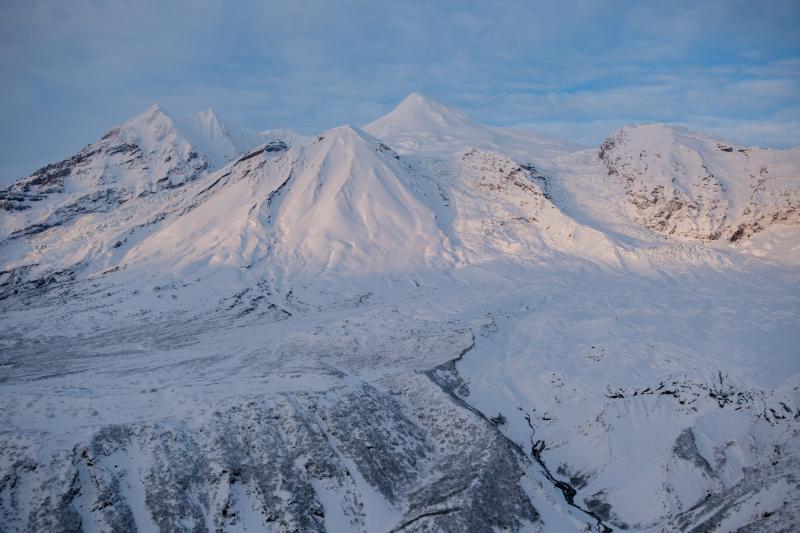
[605,123,739,154]
[138,102,171,120]
[144,102,164,113]
[396,92,441,109]
[122,103,177,136]
[387,92,469,122]
[177,109,264,163]
[259,128,313,147]
[319,124,373,142]
[363,94,477,151]
[114,103,181,152]
[193,107,220,122]
[309,125,401,164]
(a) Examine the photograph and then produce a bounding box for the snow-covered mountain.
[599,123,800,242]
[1,94,798,532]
[121,125,457,286]
[176,108,266,168]
[365,92,582,167]
[0,104,307,241]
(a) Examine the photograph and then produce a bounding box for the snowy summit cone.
[364,93,580,162]
[364,93,487,153]
[241,124,457,279]
[119,124,456,284]
[367,92,473,133]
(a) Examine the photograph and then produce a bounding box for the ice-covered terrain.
[1,94,798,532]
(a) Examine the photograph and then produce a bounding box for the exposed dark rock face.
[1,119,210,221]
[670,455,800,532]
[673,429,714,475]
[5,189,130,241]
[393,373,540,532]
[0,369,541,532]
[0,264,76,302]
[599,126,800,242]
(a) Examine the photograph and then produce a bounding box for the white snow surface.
[177,108,266,168]
[364,93,583,167]
[1,94,799,533]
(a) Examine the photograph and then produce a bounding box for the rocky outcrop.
[0,372,541,532]
[599,125,800,242]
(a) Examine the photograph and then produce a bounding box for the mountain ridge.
[1,93,799,533]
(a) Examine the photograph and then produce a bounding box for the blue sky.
[1,0,799,184]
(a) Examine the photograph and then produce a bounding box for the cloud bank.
[1,0,798,183]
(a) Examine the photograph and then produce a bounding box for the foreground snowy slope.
[1,94,798,532]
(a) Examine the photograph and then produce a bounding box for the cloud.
[1,0,799,183]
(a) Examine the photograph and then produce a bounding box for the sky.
[1,0,799,184]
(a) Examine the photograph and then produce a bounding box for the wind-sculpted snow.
[1,93,799,532]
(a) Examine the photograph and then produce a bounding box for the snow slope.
[0,104,270,240]
[177,108,266,168]
[599,124,800,243]
[122,125,457,286]
[1,93,799,533]
[364,93,582,168]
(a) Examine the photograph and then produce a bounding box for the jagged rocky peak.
[599,123,800,242]
[0,103,189,216]
[106,102,190,153]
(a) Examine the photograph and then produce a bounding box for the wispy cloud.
[1,0,799,183]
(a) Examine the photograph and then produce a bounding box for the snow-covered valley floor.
[2,257,798,532]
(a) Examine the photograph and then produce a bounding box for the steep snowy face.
[364,93,580,166]
[121,125,455,284]
[405,148,631,270]
[0,104,262,241]
[177,108,265,168]
[599,124,800,242]
[264,126,455,278]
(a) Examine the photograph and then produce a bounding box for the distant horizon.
[2,0,798,184]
